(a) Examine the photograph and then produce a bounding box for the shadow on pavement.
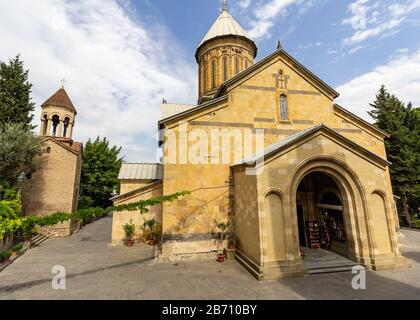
[0,256,154,294]
[280,270,420,300]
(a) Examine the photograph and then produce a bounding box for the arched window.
[52,115,60,136]
[42,114,48,135]
[223,56,228,81]
[280,95,288,121]
[203,61,207,92]
[63,117,70,138]
[235,56,240,75]
[211,59,217,88]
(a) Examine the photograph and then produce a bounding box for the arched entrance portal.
[296,172,348,257]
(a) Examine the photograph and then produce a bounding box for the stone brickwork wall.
[22,138,82,237]
[232,129,407,279]
[160,53,391,262]
[111,182,163,245]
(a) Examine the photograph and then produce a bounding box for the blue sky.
[0,0,419,161]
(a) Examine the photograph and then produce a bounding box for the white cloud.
[348,45,365,54]
[0,0,197,162]
[239,0,252,9]
[342,0,420,45]
[336,49,420,121]
[247,0,311,40]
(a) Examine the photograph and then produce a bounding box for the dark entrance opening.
[297,205,307,247]
[296,172,348,257]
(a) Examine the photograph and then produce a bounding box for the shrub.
[78,196,95,210]
[75,207,106,226]
[123,220,135,240]
[140,218,160,241]
[0,251,12,261]
[11,243,23,253]
[411,219,420,229]
[0,201,17,219]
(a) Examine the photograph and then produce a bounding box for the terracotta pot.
[125,239,134,247]
[11,252,18,257]
[217,253,225,263]
[147,239,157,246]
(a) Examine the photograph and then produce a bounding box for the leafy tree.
[0,55,35,129]
[80,137,123,208]
[368,86,420,225]
[0,123,44,187]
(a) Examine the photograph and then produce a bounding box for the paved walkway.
[1,215,420,300]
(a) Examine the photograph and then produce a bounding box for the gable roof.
[232,124,390,167]
[333,104,390,138]
[215,47,339,99]
[118,163,163,180]
[43,137,83,156]
[110,180,163,203]
[41,88,77,114]
[158,95,228,128]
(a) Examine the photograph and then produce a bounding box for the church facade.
[111,5,408,279]
[22,87,82,237]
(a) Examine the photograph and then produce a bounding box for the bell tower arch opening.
[39,86,77,142]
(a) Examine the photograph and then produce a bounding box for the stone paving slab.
[0,216,419,300]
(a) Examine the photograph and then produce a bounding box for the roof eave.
[232,124,391,168]
[333,104,390,138]
[195,35,258,63]
[215,48,340,100]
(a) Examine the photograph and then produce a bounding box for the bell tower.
[40,83,77,142]
[196,0,257,103]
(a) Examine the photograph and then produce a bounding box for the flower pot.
[125,239,134,247]
[217,253,225,263]
[147,239,157,246]
[11,252,18,257]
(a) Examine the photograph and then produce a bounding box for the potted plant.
[148,223,161,246]
[214,219,230,263]
[141,218,160,245]
[123,220,135,247]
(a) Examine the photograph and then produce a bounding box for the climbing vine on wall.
[0,191,191,239]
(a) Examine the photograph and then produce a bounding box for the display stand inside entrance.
[306,221,321,249]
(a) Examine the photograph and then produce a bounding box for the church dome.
[196,6,257,59]
[195,2,258,103]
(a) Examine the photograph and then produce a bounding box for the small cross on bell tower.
[61,78,67,89]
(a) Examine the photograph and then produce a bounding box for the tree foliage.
[80,136,123,208]
[0,55,35,130]
[368,85,420,224]
[0,123,44,186]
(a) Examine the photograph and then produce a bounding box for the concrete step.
[31,234,50,248]
[307,264,356,275]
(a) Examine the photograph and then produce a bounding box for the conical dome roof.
[197,8,256,55]
[41,87,77,114]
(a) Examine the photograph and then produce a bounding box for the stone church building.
[22,87,82,236]
[111,4,408,279]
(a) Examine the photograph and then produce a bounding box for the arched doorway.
[296,172,349,257]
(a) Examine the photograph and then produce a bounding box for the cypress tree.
[0,55,35,130]
[369,86,420,225]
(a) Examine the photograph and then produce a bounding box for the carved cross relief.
[273,69,290,90]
